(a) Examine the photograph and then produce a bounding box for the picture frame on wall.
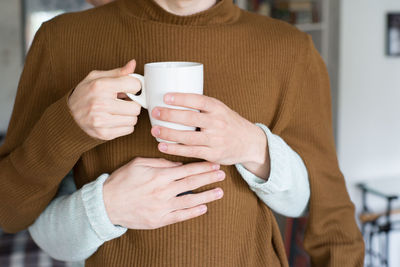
[387,13,400,56]
[21,0,90,57]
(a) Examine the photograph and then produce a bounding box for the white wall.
[339,0,400,265]
[0,1,22,133]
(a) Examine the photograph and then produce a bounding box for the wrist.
[240,123,270,179]
[81,173,127,241]
[102,180,121,226]
[244,123,268,164]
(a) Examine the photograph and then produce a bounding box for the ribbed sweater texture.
[0,0,364,266]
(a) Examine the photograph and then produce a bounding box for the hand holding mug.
[126,62,203,143]
[150,93,268,167]
[124,61,267,167]
[68,59,142,140]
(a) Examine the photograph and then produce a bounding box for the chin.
[86,0,114,7]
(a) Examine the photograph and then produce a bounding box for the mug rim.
[145,61,203,68]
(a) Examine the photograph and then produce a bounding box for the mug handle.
[126,73,148,109]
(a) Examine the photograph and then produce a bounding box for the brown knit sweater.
[0,0,364,266]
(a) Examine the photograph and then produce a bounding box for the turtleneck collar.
[119,0,240,26]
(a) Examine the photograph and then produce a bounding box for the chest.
[129,27,286,124]
[67,25,288,184]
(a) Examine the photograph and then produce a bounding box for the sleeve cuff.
[235,123,291,194]
[39,88,106,158]
[81,174,127,241]
[11,89,106,178]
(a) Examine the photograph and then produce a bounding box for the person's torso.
[45,2,304,265]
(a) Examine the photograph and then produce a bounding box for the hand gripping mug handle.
[126,74,148,109]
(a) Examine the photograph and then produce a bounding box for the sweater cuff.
[235,123,291,194]
[37,88,105,158]
[11,89,106,178]
[81,174,127,241]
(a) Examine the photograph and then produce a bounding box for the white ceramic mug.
[127,61,204,143]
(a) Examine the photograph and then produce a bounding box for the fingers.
[133,157,183,168]
[162,205,208,226]
[163,93,215,113]
[97,126,135,140]
[86,59,136,80]
[170,170,225,196]
[93,115,138,128]
[169,187,224,211]
[117,92,130,100]
[91,75,142,96]
[109,126,135,139]
[108,99,142,116]
[151,125,207,145]
[158,142,210,160]
[151,107,208,128]
[160,161,219,182]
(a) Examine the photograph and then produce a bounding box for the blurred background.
[0,0,399,266]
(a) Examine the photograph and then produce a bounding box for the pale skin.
[71,0,270,229]
[85,0,114,7]
[103,157,225,229]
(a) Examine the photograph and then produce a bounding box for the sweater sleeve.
[274,34,364,266]
[0,22,105,233]
[28,173,127,262]
[235,123,310,218]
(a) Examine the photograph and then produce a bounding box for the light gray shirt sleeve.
[28,173,127,262]
[235,123,310,217]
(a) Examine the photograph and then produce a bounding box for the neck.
[153,0,218,16]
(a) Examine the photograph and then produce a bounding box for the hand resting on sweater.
[103,157,225,229]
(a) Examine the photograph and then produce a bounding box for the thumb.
[119,59,136,76]
[85,59,137,81]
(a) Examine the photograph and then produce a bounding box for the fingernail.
[212,164,220,170]
[159,143,168,152]
[164,94,174,104]
[199,205,207,213]
[175,162,183,165]
[217,171,225,179]
[215,189,223,198]
[153,108,160,118]
[152,126,160,136]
